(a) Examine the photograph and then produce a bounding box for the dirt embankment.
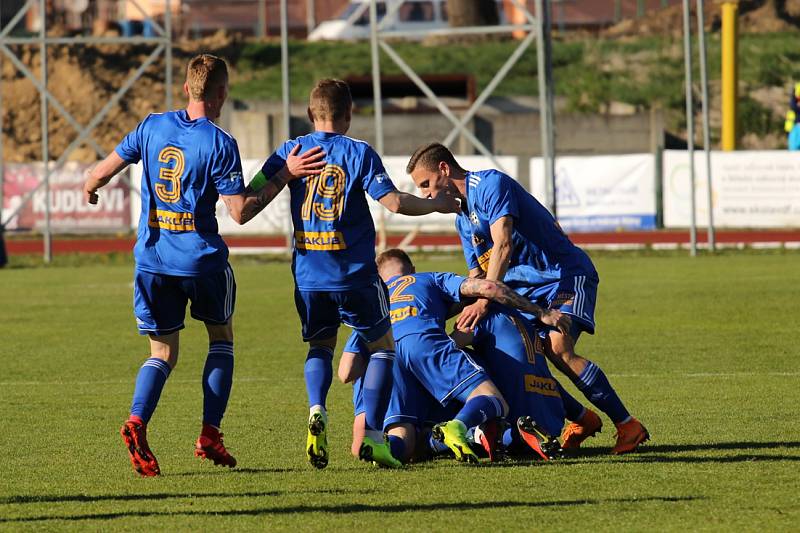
[1,32,242,163]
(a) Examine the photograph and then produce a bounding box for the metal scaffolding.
[368,0,556,212]
[0,0,173,262]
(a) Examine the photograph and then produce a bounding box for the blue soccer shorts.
[294,279,391,343]
[133,264,235,336]
[513,274,598,339]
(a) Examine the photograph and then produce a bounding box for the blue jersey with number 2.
[385,272,465,340]
[116,110,245,276]
[261,132,397,291]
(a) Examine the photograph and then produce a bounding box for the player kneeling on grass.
[249,79,459,470]
[340,249,570,464]
[82,54,323,477]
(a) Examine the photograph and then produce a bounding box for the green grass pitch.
[1,251,799,531]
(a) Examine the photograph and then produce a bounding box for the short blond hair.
[309,78,352,122]
[186,54,228,101]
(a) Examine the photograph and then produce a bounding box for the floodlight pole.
[40,0,52,263]
[280,0,292,249]
[165,0,172,110]
[535,0,556,216]
[369,0,384,155]
[696,0,715,251]
[682,0,698,257]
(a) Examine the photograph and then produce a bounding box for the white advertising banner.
[663,150,800,228]
[131,156,519,235]
[530,154,656,232]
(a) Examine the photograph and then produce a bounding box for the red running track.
[5,230,800,255]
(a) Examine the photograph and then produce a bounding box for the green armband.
[248,171,268,192]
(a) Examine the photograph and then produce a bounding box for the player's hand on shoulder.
[456,298,490,331]
[539,308,571,336]
[284,144,327,181]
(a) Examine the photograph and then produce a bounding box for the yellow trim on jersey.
[524,375,561,398]
[390,305,418,324]
[148,209,195,231]
[294,231,347,251]
[477,249,492,272]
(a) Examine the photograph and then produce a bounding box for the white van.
[308,0,508,41]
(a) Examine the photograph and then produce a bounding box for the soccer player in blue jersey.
[407,143,649,455]
[369,249,570,464]
[252,79,460,469]
[82,54,324,477]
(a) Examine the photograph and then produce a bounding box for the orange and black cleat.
[517,416,562,460]
[560,408,603,449]
[195,424,237,468]
[121,417,161,477]
[611,417,649,455]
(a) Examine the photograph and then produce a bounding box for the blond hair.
[309,78,352,122]
[185,54,229,101]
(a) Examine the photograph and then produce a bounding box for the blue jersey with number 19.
[116,110,245,276]
[261,132,397,291]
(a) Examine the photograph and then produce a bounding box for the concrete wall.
[220,100,664,184]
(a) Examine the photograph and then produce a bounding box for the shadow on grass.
[0,496,702,523]
[556,440,800,460]
[1,488,361,506]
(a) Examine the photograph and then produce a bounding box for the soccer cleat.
[359,436,403,468]
[560,408,603,449]
[120,418,161,477]
[195,425,237,468]
[306,411,329,469]
[611,417,650,455]
[475,418,503,462]
[431,420,479,464]
[517,416,562,460]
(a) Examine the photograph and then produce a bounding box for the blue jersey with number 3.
[261,132,397,291]
[116,110,245,276]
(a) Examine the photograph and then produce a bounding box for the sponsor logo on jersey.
[375,172,387,183]
[471,234,485,247]
[470,211,479,225]
[390,305,418,324]
[524,375,561,398]
[477,248,492,272]
[148,209,195,231]
[294,231,347,251]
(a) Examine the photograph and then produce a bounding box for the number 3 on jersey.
[301,164,345,221]
[156,146,185,203]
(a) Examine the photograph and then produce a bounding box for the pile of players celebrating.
[83,54,649,476]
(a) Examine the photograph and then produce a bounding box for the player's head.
[406,142,465,200]
[376,248,415,280]
[308,78,352,131]
[184,54,229,120]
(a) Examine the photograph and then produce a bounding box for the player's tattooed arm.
[379,191,460,215]
[487,216,514,283]
[459,278,571,335]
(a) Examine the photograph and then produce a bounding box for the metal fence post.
[696,0,715,251]
[682,0,697,256]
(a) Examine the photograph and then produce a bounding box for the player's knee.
[206,321,234,343]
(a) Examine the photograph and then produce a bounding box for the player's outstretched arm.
[378,190,460,216]
[223,145,326,224]
[83,152,129,205]
[459,278,571,335]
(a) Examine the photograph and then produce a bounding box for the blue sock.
[576,361,630,424]
[427,431,450,455]
[130,357,171,424]
[455,395,504,429]
[388,434,406,462]
[362,350,395,432]
[304,346,333,409]
[202,341,234,427]
[558,382,586,422]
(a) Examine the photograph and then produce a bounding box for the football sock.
[576,360,630,424]
[558,382,586,422]
[202,341,234,427]
[502,426,522,452]
[130,357,171,424]
[362,350,395,432]
[455,395,504,429]
[304,346,333,409]
[387,434,406,462]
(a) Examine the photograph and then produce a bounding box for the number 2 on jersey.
[389,275,416,304]
[301,164,345,221]
[156,146,185,203]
